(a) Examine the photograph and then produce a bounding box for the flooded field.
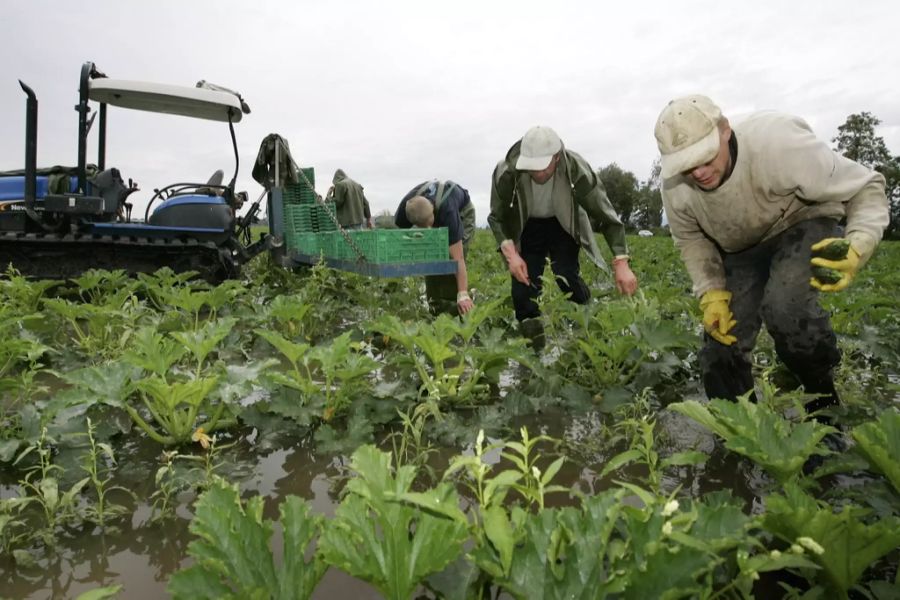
[1,235,898,598]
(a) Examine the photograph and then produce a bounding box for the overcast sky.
[2,0,898,224]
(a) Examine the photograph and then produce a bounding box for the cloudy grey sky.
[2,0,898,224]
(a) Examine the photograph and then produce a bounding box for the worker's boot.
[520,317,545,351]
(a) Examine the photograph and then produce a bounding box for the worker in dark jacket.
[395,180,476,315]
[327,169,371,229]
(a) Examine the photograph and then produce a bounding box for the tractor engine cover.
[148,195,233,229]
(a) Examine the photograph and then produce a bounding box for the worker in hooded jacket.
[327,169,372,229]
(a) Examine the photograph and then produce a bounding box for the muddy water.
[0,380,891,598]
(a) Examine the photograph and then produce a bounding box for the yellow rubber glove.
[699,289,737,345]
[809,238,861,292]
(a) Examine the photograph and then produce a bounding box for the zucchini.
[814,239,851,261]
[812,266,843,285]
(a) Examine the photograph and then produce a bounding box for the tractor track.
[0,230,237,282]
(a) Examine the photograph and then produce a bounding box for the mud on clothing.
[663,111,888,298]
[699,217,842,410]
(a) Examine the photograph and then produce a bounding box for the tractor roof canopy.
[88,79,244,122]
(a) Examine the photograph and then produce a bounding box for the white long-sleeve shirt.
[662,111,889,297]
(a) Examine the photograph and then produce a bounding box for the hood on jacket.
[332,169,347,184]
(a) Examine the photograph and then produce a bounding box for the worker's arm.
[449,240,473,315]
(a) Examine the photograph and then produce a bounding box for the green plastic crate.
[312,203,338,232]
[331,228,448,263]
[298,232,319,254]
[316,231,339,258]
[283,168,317,204]
[333,231,372,261]
[283,201,337,234]
[284,204,315,233]
[284,232,319,254]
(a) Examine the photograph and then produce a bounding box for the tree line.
[373,112,899,236]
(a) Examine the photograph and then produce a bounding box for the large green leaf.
[122,326,187,377]
[424,555,484,600]
[669,398,833,483]
[763,482,900,595]
[472,490,624,600]
[612,500,720,599]
[852,409,900,495]
[278,496,328,600]
[318,445,467,600]
[74,584,124,600]
[171,317,238,366]
[686,491,752,549]
[55,362,137,409]
[255,328,311,367]
[621,544,712,600]
[168,479,324,600]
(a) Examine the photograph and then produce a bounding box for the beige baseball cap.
[654,95,722,178]
[516,126,562,171]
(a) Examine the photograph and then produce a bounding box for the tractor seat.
[195,169,225,196]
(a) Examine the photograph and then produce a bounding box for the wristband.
[457,291,471,303]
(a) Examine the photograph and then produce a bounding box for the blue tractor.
[0,61,273,282]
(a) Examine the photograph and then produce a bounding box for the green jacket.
[328,169,371,227]
[488,141,628,270]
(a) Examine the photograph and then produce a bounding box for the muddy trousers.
[699,217,842,414]
[511,217,590,321]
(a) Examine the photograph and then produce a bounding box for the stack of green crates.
[282,168,340,253]
[282,168,317,204]
[280,170,450,264]
[330,228,449,263]
[283,204,338,235]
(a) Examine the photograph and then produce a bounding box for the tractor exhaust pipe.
[19,80,37,213]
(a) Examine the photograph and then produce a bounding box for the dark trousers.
[699,217,842,412]
[511,217,590,321]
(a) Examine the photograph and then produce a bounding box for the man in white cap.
[655,95,888,422]
[489,126,638,345]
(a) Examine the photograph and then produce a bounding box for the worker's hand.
[699,289,737,345]
[500,240,530,285]
[457,291,474,315]
[612,257,638,296]
[367,218,374,229]
[810,238,861,292]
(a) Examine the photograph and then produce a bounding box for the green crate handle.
[402,232,426,240]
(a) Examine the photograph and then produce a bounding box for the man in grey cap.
[489,126,638,345]
[655,95,888,422]
[327,169,372,229]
